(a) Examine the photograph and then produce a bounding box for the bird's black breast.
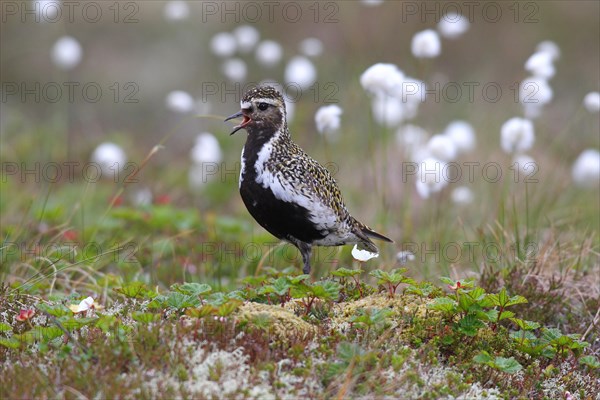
[239,149,326,244]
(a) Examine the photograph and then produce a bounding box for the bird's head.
[225,86,287,136]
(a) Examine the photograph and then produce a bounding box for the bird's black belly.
[240,179,326,244]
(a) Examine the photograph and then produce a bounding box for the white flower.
[512,154,537,175]
[411,29,441,58]
[371,95,405,127]
[360,0,384,6]
[191,133,222,164]
[583,92,600,113]
[299,37,323,57]
[166,90,195,113]
[500,117,535,154]
[572,149,600,188]
[536,40,560,61]
[360,63,405,96]
[91,142,127,177]
[222,58,247,82]
[402,76,426,119]
[396,251,415,264]
[427,134,457,162]
[520,77,553,106]
[525,52,555,79]
[415,157,448,198]
[255,40,282,67]
[51,36,82,70]
[132,187,153,206]
[163,0,190,21]
[520,77,552,119]
[284,56,317,90]
[351,245,379,262]
[33,0,60,20]
[69,297,103,313]
[444,120,476,154]
[210,32,237,58]
[233,25,260,53]
[437,12,469,39]
[451,186,473,205]
[315,105,343,136]
[396,124,428,158]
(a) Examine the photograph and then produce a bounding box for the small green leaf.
[494,357,523,374]
[0,338,20,349]
[173,282,212,297]
[217,299,243,317]
[510,318,540,331]
[440,276,456,286]
[473,351,493,364]
[428,297,457,313]
[37,303,70,318]
[114,281,157,299]
[132,312,161,323]
[186,305,217,318]
[498,310,515,321]
[579,355,600,369]
[206,292,227,307]
[455,314,486,336]
[271,277,292,296]
[0,323,12,332]
[331,268,363,278]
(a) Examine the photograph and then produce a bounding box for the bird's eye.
[258,102,269,111]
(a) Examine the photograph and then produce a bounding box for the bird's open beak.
[224,110,251,135]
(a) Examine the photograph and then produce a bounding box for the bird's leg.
[296,242,312,275]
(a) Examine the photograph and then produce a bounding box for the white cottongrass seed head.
[360,0,384,6]
[51,36,82,70]
[315,104,343,135]
[437,12,469,39]
[411,29,441,58]
[371,95,405,127]
[166,90,195,113]
[210,32,237,58]
[91,142,127,177]
[396,124,429,158]
[525,52,555,79]
[191,133,222,164]
[583,92,600,113]
[415,157,448,199]
[444,120,476,154]
[536,40,561,61]
[512,154,537,176]
[351,245,379,262]
[520,76,553,106]
[451,186,474,205]
[255,40,282,67]
[396,251,415,265]
[500,117,535,154]
[571,149,600,188]
[163,0,190,21]
[222,58,247,82]
[34,0,61,20]
[284,56,317,90]
[427,134,457,162]
[360,63,405,96]
[233,25,260,53]
[299,37,323,57]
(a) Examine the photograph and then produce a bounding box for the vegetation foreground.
[1,241,598,399]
